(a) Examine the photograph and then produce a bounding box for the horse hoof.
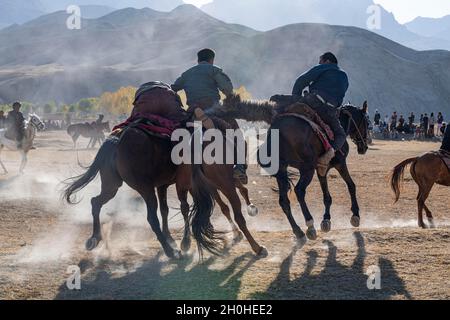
[247,204,259,217]
[294,229,306,241]
[350,216,360,228]
[171,250,183,260]
[181,239,191,252]
[306,227,317,241]
[257,246,268,258]
[428,219,436,229]
[85,237,100,251]
[321,220,331,233]
[233,232,244,245]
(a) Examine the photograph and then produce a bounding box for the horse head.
[340,101,369,155]
[28,113,46,131]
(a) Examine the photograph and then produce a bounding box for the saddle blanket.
[112,113,181,139]
[275,112,332,151]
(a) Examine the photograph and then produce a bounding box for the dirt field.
[0,131,449,300]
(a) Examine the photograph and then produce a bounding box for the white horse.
[0,114,45,174]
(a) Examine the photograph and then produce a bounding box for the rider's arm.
[171,74,185,92]
[292,65,323,95]
[214,67,234,97]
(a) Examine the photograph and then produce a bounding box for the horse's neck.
[339,113,351,137]
[25,123,36,140]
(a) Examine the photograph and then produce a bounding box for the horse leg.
[86,170,122,250]
[19,151,27,174]
[236,182,259,217]
[417,184,433,229]
[220,183,267,256]
[157,185,176,247]
[177,187,192,252]
[276,166,306,241]
[423,203,436,228]
[0,146,7,174]
[294,168,317,240]
[215,192,243,244]
[72,133,79,149]
[335,162,361,227]
[144,188,181,259]
[318,173,332,233]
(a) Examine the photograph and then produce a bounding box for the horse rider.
[6,102,26,148]
[95,114,104,125]
[291,52,349,174]
[171,48,248,184]
[0,110,6,129]
[441,123,450,153]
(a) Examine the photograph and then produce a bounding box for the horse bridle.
[341,108,368,150]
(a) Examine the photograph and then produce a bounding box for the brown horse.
[67,122,110,149]
[214,96,369,241]
[390,152,450,228]
[63,122,264,258]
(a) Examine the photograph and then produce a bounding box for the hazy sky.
[186,0,450,24]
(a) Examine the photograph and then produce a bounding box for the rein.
[341,108,368,150]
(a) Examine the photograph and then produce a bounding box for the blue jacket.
[292,63,349,106]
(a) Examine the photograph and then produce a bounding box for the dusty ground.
[0,131,449,300]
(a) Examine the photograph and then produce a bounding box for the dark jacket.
[292,63,349,106]
[172,62,233,108]
[6,109,25,140]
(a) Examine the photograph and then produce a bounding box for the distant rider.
[6,102,26,148]
[441,123,450,153]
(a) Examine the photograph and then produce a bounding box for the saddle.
[271,95,335,151]
[132,81,190,122]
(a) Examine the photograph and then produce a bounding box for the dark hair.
[320,52,338,64]
[13,102,21,108]
[198,48,215,62]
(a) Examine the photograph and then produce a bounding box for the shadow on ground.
[252,232,412,300]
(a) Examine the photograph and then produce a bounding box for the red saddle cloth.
[113,113,181,139]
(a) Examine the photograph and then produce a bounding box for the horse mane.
[208,93,276,124]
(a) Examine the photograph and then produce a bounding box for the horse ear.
[362,101,368,113]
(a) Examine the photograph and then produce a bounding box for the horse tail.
[189,164,224,257]
[63,137,118,204]
[390,157,417,203]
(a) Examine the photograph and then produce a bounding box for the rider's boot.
[233,164,248,185]
[194,108,215,129]
[317,148,335,177]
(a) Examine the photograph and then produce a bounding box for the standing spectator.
[390,112,398,131]
[0,110,6,129]
[408,112,415,128]
[398,115,405,132]
[423,113,429,138]
[374,109,381,126]
[429,112,436,138]
[437,112,444,136]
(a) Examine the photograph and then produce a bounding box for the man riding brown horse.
[289,52,349,176]
[171,48,248,184]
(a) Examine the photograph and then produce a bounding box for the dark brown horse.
[215,96,369,241]
[67,122,110,149]
[390,152,450,228]
[63,122,264,258]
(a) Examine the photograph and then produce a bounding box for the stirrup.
[194,108,215,129]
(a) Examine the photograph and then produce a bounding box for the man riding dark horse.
[171,48,248,184]
[291,52,349,175]
[5,102,26,148]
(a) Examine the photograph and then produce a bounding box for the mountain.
[201,0,450,51]
[39,0,183,12]
[0,0,46,29]
[406,15,450,41]
[0,5,449,116]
